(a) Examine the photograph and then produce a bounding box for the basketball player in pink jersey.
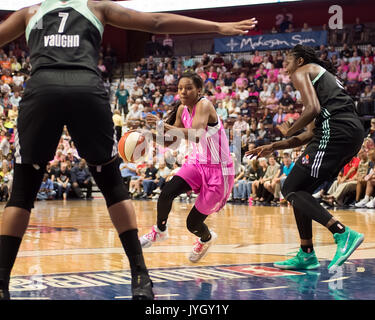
[140,72,235,262]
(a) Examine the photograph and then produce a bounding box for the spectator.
[0,133,10,158]
[145,35,161,56]
[56,162,71,200]
[113,110,123,143]
[352,17,365,43]
[273,107,286,126]
[152,162,171,198]
[267,152,295,204]
[37,173,56,201]
[323,156,360,206]
[301,22,312,32]
[71,159,93,200]
[141,162,158,199]
[115,82,130,117]
[162,34,174,56]
[216,102,228,122]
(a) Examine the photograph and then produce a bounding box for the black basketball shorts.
[15,69,118,166]
[294,117,365,182]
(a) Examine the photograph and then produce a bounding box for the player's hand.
[146,113,159,125]
[276,121,292,137]
[218,18,258,36]
[245,144,274,159]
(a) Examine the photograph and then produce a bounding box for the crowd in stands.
[2,18,375,208]
[0,37,117,201]
[114,24,375,207]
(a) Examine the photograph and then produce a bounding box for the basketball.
[118,130,147,163]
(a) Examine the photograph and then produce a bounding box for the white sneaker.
[153,188,161,194]
[140,225,169,248]
[312,191,322,199]
[189,231,217,263]
[355,196,372,208]
[365,198,375,208]
[151,194,159,200]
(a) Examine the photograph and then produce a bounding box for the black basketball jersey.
[25,0,104,75]
[311,64,356,127]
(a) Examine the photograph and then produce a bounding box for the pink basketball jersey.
[180,99,234,175]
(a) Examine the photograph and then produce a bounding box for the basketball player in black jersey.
[0,0,257,300]
[246,45,364,271]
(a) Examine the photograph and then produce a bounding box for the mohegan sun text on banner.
[214,31,327,53]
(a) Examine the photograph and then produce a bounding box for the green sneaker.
[274,248,320,270]
[328,227,364,270]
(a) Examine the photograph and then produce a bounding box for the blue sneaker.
[274,248,320,270]
[328,226,364,270]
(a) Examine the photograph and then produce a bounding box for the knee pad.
[88,157,130,207]
[6,163,47,211]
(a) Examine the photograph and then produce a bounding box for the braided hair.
[165,72,204,125]
[290,44,337,75]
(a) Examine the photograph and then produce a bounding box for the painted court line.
[237,286,289,292]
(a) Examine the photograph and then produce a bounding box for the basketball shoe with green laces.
[328,227,364,270]
[274,248,321,270]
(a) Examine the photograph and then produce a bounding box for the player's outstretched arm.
[101,1,257,35]
[0,8,27,48]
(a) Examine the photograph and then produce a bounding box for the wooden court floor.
[1,197,375,300]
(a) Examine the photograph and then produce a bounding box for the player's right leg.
[140,175,192,248]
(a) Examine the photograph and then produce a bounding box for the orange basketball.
[118,130,147,163]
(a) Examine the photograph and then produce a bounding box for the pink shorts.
[176,163,234,215]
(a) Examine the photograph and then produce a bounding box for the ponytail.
[291,44,337,75]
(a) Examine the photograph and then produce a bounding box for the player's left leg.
[186,206,217,263]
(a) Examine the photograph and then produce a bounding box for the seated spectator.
[266,152,294,204]
[359,67,372,87]
[251,51,263,66]
[56,162,71,200]
[235,72,248,89]
[216,102,228,122]
[212,52,225,68]
[265,91,279,111]
[237,86,249,103]
[0,163,12,202]
[352,150,371,205]
[152,162,171,198]
[340,43,352,62]
[273,107,286,126]
[141,162,158,199]
[360,85,373,102]
[119,160,137,191]
[347,64,360,84]
[162,90,174,106]
[126,102,142,126]
[232,158,257,202]
[252,155,279,204]
[9,91,21,108]
[130,83,143,100]
[254,122,271,147]
[355,150,375,207]
[279,92,294,111]
[322,156,360,206]
[71,159,93,200]
[163,70,175,86]
[37,173,57,201]
[233,115,250,133]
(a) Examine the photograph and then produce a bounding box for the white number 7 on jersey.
[58,12,69,33]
